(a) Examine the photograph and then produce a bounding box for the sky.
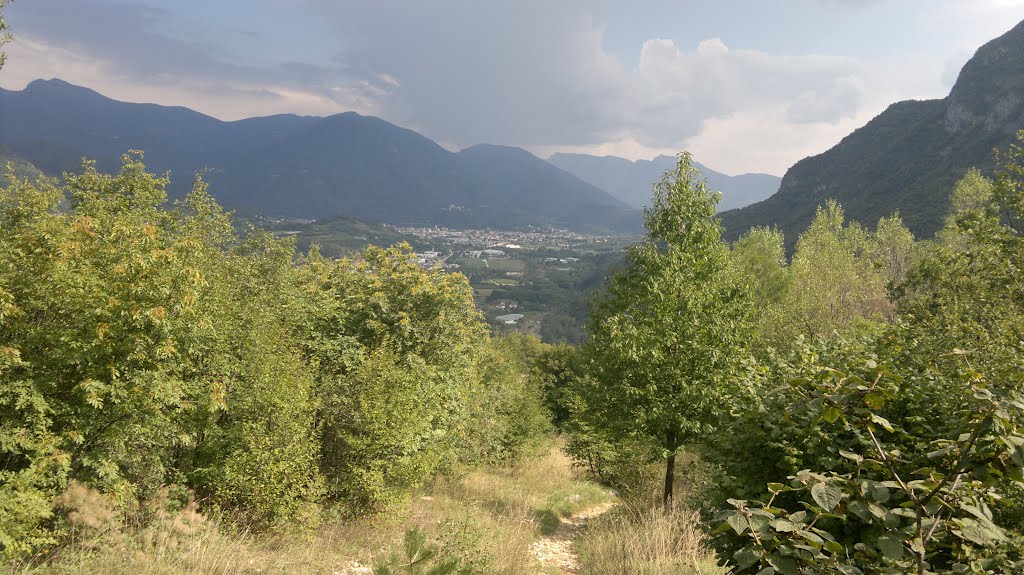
[3,1,1024,176]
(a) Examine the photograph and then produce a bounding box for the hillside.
[719,20,1024,245]
[259,214,422,258]
[548,153,780,211]
[0,80,640,233]
[459,145,636,233]
[0,148,44,186]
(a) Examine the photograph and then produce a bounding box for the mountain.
[719,20,1024,245]
[547,153,781,212]
[0,79,641,233]
[0,148,44,186]
[257,214,422,258]
[458,145,639,233]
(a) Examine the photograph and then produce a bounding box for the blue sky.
[3,1,1023,175]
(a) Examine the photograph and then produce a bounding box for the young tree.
[785,201,889,339]
[581,153,752,507]
[0,1,11,71]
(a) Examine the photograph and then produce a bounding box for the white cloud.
[4,0,1015,175]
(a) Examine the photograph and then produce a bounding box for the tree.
[0,1,11,71]
[580,153,752,507]
[730,226,793,353]
[785,201,889,339]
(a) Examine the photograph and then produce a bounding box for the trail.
[529,502,615,575]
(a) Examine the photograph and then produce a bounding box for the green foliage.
[0,152,563,560]
[712,140,1024,575]
[461,334,553,465]
[0,0,9,70]
[373,526,474,575]
[576,153,753,505]
[717,356,1024,575]
[784,201,890,341]
[298,243,489,511]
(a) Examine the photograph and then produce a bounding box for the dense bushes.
[0,154,553,562]
[559,137,1024,575]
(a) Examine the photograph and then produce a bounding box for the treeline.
[557,140,1024,574]
[0,153,553,561]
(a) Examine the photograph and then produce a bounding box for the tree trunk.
[663,430,678,510]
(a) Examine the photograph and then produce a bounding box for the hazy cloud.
[2,0,1023,174]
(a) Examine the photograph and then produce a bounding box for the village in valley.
[392,225,634,341]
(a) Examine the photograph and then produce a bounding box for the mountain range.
[548,153,780,211]
[3,19,1023,241]
[719,19,1024,245]
[0,80,639,233]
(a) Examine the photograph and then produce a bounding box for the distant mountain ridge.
[548,153,780,212]
[0,79,641,233]
[719,19,1024,245]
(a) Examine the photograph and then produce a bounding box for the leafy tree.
[0,0,10,70]
[0,154,326,557]
[461,334,553,465]
[730,226,793,353]
[298,244,489,511]
[579,153,752,507]
[870,212,916,289]
[785,201,889,340]
[716,140,1024,574]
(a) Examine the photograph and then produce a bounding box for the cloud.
[2,0,973,174]
[626,37,863,145]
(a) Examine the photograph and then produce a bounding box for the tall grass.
[575,503,725,575]
[14,446,614,575]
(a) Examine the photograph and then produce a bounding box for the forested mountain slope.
[719,19,1024,244]
[0,80,640,232]
[548,152,780,211]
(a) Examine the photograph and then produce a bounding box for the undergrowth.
[12,446,614,575]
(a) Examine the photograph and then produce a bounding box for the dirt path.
[528,503,615,575]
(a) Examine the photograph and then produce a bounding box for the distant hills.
[548,153,780,212]
[719,19,1024,245]
[0,80,640,233]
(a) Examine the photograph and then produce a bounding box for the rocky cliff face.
[720,19,1024,246]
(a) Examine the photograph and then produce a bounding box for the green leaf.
[727,513,749,535]
[870,414,895,432]
[877,534,904,560]
[864,392,885,410]
[811,482,842,512]
[839,449,863,463]
[734,546,761,570]
[822,406,842,424]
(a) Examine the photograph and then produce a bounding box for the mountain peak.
[719,18,1024,247]
[945,20,1024,135]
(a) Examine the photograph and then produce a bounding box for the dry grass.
[13,446,615,575]
[575,503,725,575]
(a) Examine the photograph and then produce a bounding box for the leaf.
[727,513,749,535]
[864,392,885,410]
[811,482,842,512]
[870,414,895,432]
[839,449,863,463]
[734,546,761,570]
[822,406,842,424]
[877,534,904,560]
[769,518,798,532]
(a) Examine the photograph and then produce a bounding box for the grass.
[15,446,615,575]
[575,503,726,575]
